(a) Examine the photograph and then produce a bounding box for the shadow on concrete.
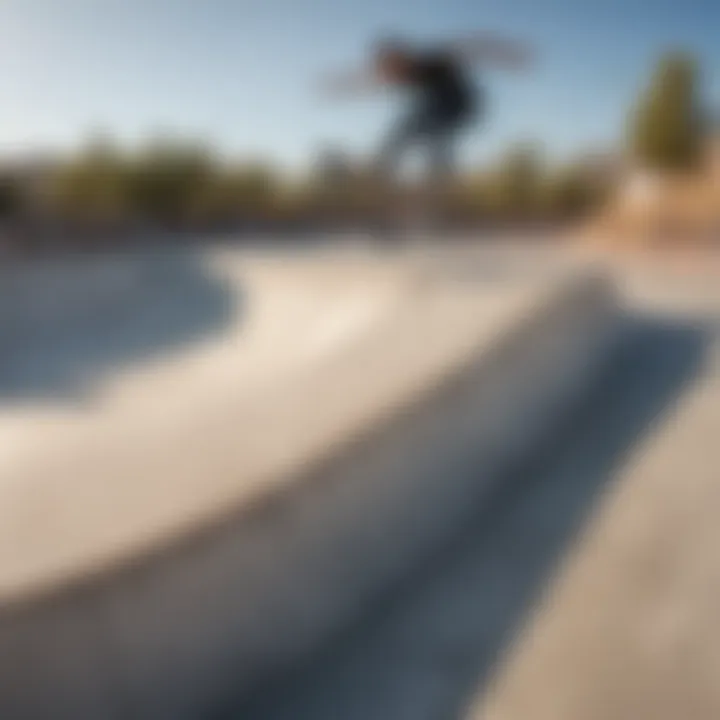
[223,313,714,720]
[0,250,238,406]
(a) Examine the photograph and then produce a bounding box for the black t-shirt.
[407,51,475,117]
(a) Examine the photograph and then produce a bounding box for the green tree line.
[0,50,711,240]
[0,137,610,230]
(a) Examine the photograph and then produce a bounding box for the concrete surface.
[478,266,720,720]
[0,251,414,597]
[0,245,619,719]
[227,247,720,720]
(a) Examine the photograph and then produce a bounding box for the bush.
[542,164,610,219]
[483,144,545,217]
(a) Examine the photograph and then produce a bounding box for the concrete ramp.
[0,249,621,719]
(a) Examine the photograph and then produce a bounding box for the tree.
[48,134,130,226]
[124,137,216,227]
[542,163,610,219]
[629,52,702,172]
[0,173,23,220]
[191,162,278,225]
[484,143,544,217]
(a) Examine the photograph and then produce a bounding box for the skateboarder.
[323,33,533,229]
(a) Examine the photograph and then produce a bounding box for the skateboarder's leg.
[376,112,423,181]
[374,113,424,232]
[414,124,459,232]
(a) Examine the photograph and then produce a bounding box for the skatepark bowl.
[0,245,624,719]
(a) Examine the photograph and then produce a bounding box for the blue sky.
[0,0,718,169]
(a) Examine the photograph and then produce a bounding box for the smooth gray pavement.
[6,240,718,719]
[0,243,619,719]
[225,250,720,720]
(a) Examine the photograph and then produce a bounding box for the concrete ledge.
[0,260,622,719]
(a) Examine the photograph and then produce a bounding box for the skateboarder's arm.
[444,33,534,70]
[320,68,391,98]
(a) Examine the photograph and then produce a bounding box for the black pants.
[377,104,473,183]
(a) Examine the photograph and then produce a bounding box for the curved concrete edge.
[0,271,623,720]
[0,248,414,352]
[0,256,422,601]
